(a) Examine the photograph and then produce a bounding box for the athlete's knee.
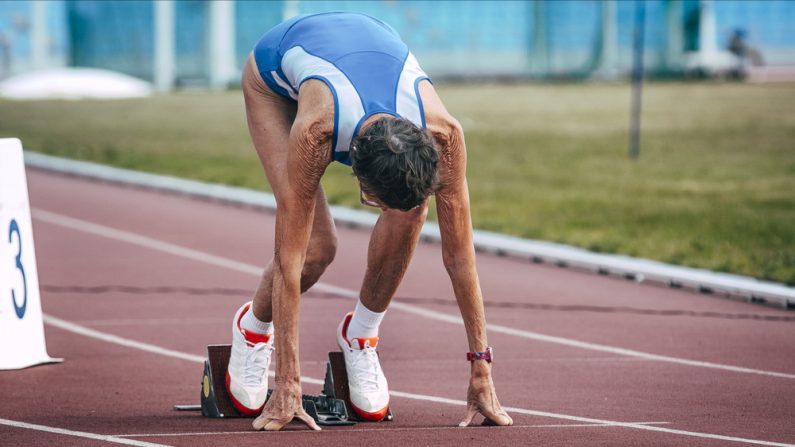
[306,239,337,272]
[383,200,429,226]
[300,236,337,290]
[411,201,430,221]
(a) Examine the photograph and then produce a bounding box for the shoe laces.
[348,341,383,393]
[243,341,273,388]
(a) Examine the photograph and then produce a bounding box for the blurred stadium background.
[0,1,793,286]
[1,0,794,86]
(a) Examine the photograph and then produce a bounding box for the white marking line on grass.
[32,208,795,381]
[114,422,672,437]
[43,313,793,446]
[0,418,171,447]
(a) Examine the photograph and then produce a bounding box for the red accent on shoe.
[236,302,272,345]
[241,329,271,345]
[225,371,265,416]
[341,312,379,349]
[340,312,353,348]
[352,337,379,349]
[350,400,389,422]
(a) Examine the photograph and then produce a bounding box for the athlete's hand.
[253,382,321,431]
[459,362,513,427]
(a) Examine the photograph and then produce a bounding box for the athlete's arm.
[420,81,513,427]
[254,84,332,432]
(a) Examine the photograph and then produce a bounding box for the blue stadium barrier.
[0,0,793,83]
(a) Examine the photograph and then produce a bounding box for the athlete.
[225,12,513,431]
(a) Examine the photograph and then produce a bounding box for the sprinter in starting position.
[225,12,513,431]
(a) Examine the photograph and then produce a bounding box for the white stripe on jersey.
[270,71,298,100]
[395,52,427,126]
[281,46,365,155]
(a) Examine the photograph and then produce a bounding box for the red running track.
[1,169,794,447]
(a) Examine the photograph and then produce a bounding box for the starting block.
[175,345,392,425]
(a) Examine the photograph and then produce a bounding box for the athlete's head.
[351,116,439,212]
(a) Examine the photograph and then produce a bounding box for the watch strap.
[466,346,493,363]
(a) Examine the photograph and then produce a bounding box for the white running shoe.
[336,312,389,421]
[226,302,273,416]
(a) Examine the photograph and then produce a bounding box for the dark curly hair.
[351,117,439,211]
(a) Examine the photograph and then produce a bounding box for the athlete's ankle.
[239,304,273,335]
[346,299,385,340]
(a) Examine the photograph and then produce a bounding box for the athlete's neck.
[357,113,395,136]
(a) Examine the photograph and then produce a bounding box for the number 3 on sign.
[8,219,27,319]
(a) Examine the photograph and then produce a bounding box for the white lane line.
[43,314,794,447]
[531,422,671,428]
[42,314,321,385]
[32,208,795,380]
[116,431,253,438]
[73,317,225,327]
[114,422,671,437]
[390,389,795,447]
[42,315,205,364]
[0,418,171,447]
[386,301,795,380]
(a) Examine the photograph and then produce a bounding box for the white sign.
[0,138,61,369]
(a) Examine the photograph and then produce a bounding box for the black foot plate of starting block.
[174,344,355,426]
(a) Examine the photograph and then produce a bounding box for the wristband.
[466,346,493,363]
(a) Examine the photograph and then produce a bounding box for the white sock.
[240,305,273,335]
[346,299,386,339]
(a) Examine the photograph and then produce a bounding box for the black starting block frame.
[174,345,393,426]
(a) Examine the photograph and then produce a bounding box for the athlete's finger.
[458,403,478,427]
[252,414,271,431]
[296,410,322,431]
[263,417,289,431]
[481,407,513,426]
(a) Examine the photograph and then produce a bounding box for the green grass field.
[1,82,793,284]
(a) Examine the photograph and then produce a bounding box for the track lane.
[26,170,794,372]
[30,206,795,380]
[6,169,793,446]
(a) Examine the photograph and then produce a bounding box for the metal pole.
[208,0,235,89]
[665,0,683,71]
[629,0,646,160]
[530,0,548,78]
[31,1,48,70]
[283,1,300,21]
[594,0,618,79]
[154,0,176,92]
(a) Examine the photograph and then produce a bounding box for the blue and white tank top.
[253,12,430,165]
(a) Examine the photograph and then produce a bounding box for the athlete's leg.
[358,201,429,313]
[242,54,337,323]
[335,200,428,421]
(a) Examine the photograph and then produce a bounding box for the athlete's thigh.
[242,54,336,242]
[242,53,296,192]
